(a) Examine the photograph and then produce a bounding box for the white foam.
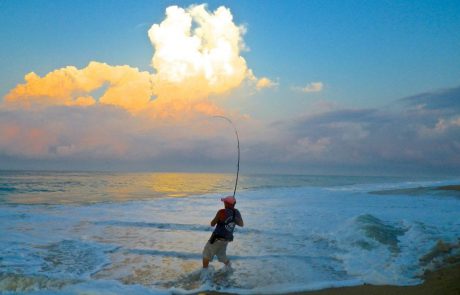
[12,279,168,295]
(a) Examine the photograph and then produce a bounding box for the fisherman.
[202,195,244,270]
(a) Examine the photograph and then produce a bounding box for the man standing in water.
[202,195,244,271]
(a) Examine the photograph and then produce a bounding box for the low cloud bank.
[1,86,460,175]
[242,86,460,174]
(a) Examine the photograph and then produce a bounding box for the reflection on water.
[1,172,236,204]
[146,173,234,197]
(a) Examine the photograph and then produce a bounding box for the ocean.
[0,171,459,294]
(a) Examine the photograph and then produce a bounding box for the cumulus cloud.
[5,62,152,113]
[256,77,277,90]
[2,3,272,168]
[294,82,323,93]
[4,4,269,117]
[148,4,252,102]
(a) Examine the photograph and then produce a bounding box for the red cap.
[221,195,236,205]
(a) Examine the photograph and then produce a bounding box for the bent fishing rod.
[213,116,240,198]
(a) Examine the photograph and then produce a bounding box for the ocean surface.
[0,171,459,294]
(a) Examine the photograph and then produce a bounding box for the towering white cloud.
[148,4,252,101]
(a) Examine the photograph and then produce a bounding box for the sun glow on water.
[1,172,237,204]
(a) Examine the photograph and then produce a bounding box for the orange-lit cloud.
[256,77,277,90]
[4,4,272,118]
[0,121,57,157]
[5,62,152,113]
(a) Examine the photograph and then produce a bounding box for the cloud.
[148,4,252,102]
[4,4,269,117]
[0,104,245,163]
[0,106,131,158]
[288,137,331,157]
[1,3,266,167]
[418,116,460,136]
[400,85,460,112]
[246,86,460,173]
[256,77,277,90]
[5,62,153,113]
[294,82,323,93]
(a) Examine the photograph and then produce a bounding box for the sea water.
[0,171,459,294]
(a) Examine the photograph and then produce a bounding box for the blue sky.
[1,1,459,174]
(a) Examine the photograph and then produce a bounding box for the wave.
[354,214,407,252]
[93,220,279,236]
[0,272,79,293]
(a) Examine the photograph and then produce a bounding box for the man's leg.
[216,241,231,267]
[202,257,210,268]
[202,241,213,268]
[200,257,212,281]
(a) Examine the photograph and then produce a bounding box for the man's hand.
[235,216,244,227]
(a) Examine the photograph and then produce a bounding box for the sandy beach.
[198,253,460,295]
[291,261,460,295]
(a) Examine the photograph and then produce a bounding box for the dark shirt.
[211,208,243,241]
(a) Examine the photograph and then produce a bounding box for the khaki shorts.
[202,239,229,262]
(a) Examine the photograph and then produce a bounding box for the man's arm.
[210,210,222,226]
[235,210,244,227]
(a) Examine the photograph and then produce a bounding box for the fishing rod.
[213,116,240,198]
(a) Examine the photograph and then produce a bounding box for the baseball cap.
[221,195,236,205]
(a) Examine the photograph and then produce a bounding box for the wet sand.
[437,185,460,191]
[198,254,460,295]
[369,183,460,196]
[289,262,460,295]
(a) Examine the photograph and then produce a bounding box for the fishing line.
[213,116,240,198]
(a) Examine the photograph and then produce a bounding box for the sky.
[1,0,460,175]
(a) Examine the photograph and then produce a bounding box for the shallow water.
[0,171,459,294]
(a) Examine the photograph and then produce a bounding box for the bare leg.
[201,257,212,281]
[202,257,210,268]
[223,259,232,272]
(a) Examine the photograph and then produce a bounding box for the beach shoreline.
[369,183,460,196]
[289,260,460,295]
[197,253,460,295]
